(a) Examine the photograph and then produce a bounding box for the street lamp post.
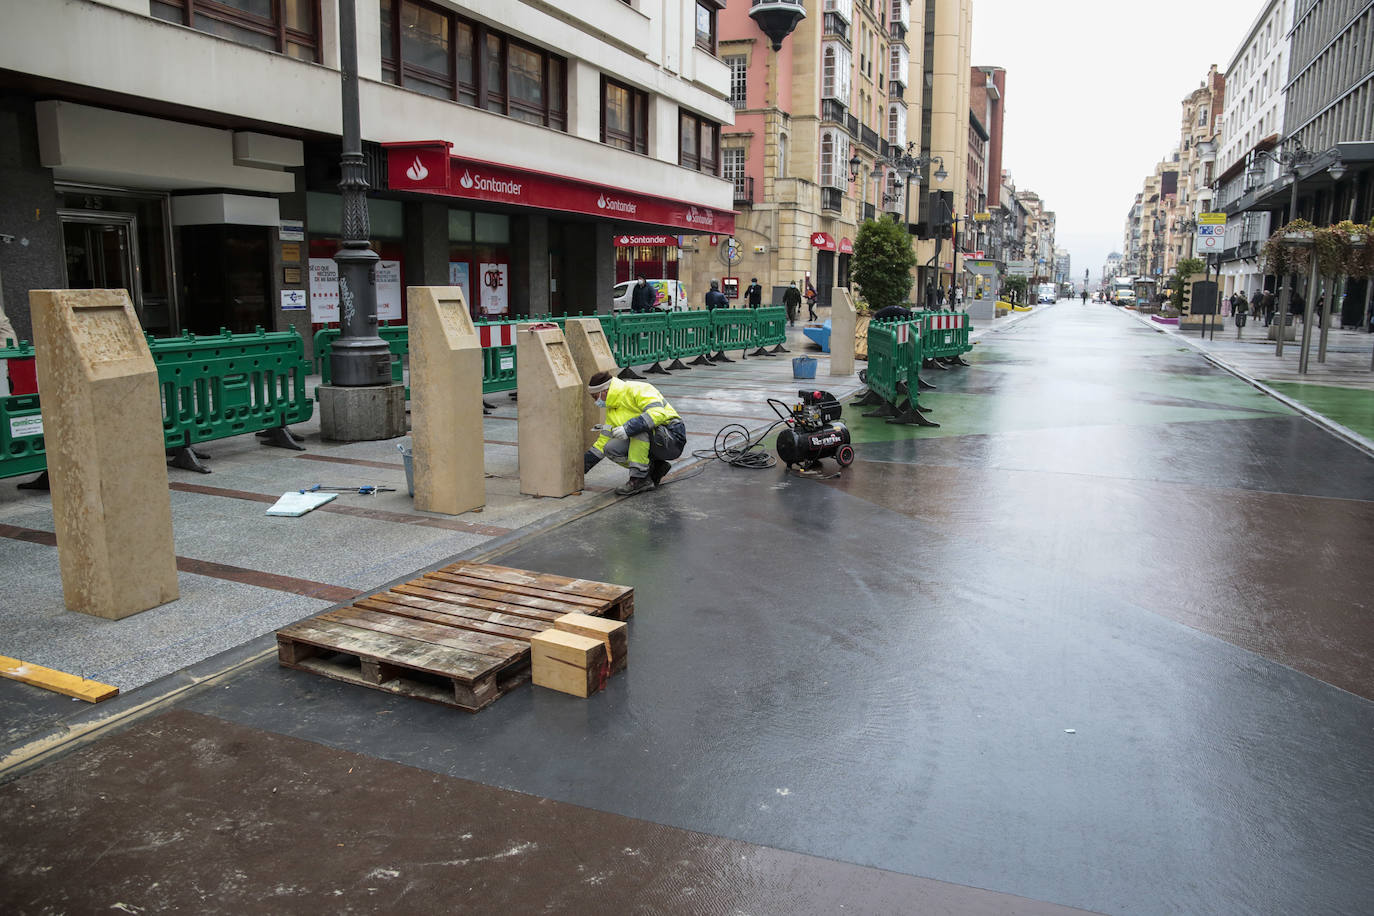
[1246,139,1314,357]
[877,143,946,307]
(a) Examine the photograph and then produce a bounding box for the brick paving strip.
[0,523,358,603]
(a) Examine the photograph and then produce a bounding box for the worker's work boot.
[615,476,654,496]
[649,459,671,487]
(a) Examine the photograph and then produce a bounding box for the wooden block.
[0,654,119,703]
[554,613,627,676]
[530,630,607,698]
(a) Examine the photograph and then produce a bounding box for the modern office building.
[0,0,734,351]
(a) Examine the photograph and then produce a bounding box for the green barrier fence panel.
[150,328,314,452]
[753,306,788,349]
[0,393,45,481]
[608,312,671,368]
[709,308,757,358]
[667,311,713,362]
[864,322,903,407]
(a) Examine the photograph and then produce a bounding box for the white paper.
[280,289,307,311]
[309,258,339,323]
[479,262,508,315]
[376,260,402,321]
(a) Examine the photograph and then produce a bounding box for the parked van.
[612,279,688,312]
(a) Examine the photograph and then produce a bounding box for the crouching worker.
[583,371,687,496]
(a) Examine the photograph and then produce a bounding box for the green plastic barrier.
[864,322,905,408]
[667,311,713,363]
[0,393,45,481]
[753,306,788,349]
[607,312,671,368]
[150,327,314,453]
[709,308,757,358]
[920,311,971,359]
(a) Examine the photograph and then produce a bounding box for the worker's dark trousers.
[649,420,687,461]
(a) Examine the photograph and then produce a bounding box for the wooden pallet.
[276,562,632,712]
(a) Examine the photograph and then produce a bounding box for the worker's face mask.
[594,397,606,409]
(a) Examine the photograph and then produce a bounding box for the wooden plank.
[320,607,528,663]
[0,655,118,703]
[422,571,606,613]
[284,654,522,713]
[356,596,541,641]
[554,613,628,676]
[388,584,559,630]
[448,562,633,605]
[382,581,568,623]
[530,631,607,698]
[276,618,502,684]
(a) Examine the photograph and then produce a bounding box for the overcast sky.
[971,0,1268,284]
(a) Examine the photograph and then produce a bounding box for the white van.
[612,279,688,312]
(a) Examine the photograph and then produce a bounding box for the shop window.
[380,0,566,128]
[680,110,719,175]
[602,77,649,154]
[151,0,321,61]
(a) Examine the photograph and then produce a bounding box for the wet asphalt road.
[3,303,1372,915]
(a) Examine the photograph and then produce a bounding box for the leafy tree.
[1168,257,1206,313]
[852,218,917,311]
[1001,275,1027,304]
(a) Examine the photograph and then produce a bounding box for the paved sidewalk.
[0,325,859,705]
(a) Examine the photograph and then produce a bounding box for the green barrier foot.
[689,354,715,366]
[665,359,692,371]
[917,376,937,391]
[644,362,671,375]
[168,446,212,474]
[483,400,496,410]
[950,356,971,366]
[16,471,49,491]
[854,388,885,407]
[261,425,307,451]
[618,367,646,380]
[710,352,735,363]
[862,400,901,418]
[770,344,790,354]
[926,358,950,371]
[887,407,940,427]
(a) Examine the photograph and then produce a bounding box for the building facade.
[0,0,734,351]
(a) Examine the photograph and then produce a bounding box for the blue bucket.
[792,356,817,379]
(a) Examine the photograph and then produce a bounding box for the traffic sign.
[1196,213,1226,254]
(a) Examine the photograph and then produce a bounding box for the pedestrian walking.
[783,281,802,326]
[584,371,687,496]
[1258,287,1276,327]
[704,279,727,312]
[745,277,762,308]
[1233,294,1249,338]
[804,280,818,321]
[630,277,655,313]
[1081,290,1088,305]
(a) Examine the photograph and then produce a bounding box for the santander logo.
[457,169,523,196]
[405,156,429,182]
[684,206,713,226]
[459,170,475,190]
[598,193,637,215]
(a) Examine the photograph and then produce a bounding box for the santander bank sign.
[382,141,733,235]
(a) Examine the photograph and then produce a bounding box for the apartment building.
[0,0,734,348]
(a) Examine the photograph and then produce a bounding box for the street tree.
[1001,275,1028,304]
[852,218,917,311]
[1168,257,1206,314]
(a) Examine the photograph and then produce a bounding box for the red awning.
[810,232,837,251]
[839,237,854,254]
[383,143,734,236]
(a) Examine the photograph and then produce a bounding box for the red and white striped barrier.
[929,314,966,330]
[477,323,515,348]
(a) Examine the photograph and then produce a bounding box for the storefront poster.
[308,258,339,323]
[376,260,402,321]
[480,262,508,316]
[448,261,471,310]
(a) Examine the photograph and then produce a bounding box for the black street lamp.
[331,0,392,388]
[880,143,947,306]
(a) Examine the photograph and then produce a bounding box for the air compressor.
[771,389,854,471]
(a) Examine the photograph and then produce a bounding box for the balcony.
[733,176,755,206]
[823,12,850,43]
[821,98,847,124]
[889,84,903,100]
[846,114,860,137]
[822,187,843,212]
[861,125,880,152]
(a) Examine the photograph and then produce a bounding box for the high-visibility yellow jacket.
[590,378,682,469]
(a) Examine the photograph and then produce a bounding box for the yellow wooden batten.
[0,655,119,703]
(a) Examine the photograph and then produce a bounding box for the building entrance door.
[815,251,834,309]
[60,212,141,313]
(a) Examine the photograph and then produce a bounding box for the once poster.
[308,258,339,323]
[480,262,508,316]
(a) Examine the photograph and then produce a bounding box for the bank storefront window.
[448,210,512,318]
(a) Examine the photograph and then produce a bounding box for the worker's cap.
[587,371,614,394]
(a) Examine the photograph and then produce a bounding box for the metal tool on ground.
[299,484,396,495]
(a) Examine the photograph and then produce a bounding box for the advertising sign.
[479,262,509,315]
[308,258,339,323]
[448,262,471,310]
[375,260,402,321]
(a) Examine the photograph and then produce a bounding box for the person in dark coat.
[745,278,763,308]
[782,281,802,326]
[704,279,728,311]
[630,278,655,312]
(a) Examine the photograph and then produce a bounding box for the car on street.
[612,279,688,312]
